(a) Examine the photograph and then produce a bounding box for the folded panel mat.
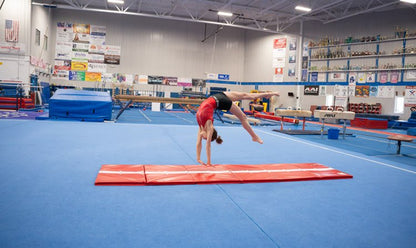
[95,163,352,186]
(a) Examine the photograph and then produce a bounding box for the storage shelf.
[310,53,416,61]
[308,36,416,49]
[308,68,416,73]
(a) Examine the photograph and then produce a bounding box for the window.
[35,29,40,46]
[43,35,48,51]
[326,95,334,107]
[394,96,404,114]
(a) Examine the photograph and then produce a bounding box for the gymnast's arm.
[205,121,213,166]
[196,128,204,165]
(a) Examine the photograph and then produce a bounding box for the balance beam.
[223,113,261,124]
[275,109,312,131]
[115,95,205,105]
[314,110,356,139]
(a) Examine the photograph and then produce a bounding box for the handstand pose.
[196,91,279,166]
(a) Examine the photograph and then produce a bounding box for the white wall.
[50,8,246,81]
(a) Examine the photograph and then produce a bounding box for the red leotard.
[196,97,216,127]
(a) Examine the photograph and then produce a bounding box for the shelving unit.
[348,103,382,114]
[307,36,416,83]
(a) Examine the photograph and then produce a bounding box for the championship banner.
[73,24,90,34]
[177,77,192,87]
[85,72,102,82]
[71,61,88,71]
[88,63,106,73]
[163,77,178,86]
[54,60,71,71]
[69,71,85,81]
[104,45,121,65]
[148,76,163,84]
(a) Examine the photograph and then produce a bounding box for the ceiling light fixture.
[218,11,233,17]
[108,0,124,4]
[400,0,416,4]
[295,5,312,12]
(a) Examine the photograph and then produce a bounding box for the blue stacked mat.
[49,89,112,121]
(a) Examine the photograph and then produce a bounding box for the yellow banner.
[71,61,88,71]
[85,72,102,82]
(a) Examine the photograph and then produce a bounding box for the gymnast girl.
[196,91,279,166]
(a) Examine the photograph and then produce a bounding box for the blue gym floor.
[1,108,415,248]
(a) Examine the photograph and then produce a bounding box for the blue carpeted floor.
[0,110,415,248]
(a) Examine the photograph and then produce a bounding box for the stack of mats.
[0,97,35,109]
[49,89,112,121]
[95,163,352,186]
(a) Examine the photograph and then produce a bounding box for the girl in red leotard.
[196,91,279,166]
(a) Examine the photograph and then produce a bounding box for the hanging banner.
[69,71,85,81]
[85,72,102,82]
[54,60,71,71]
[192,79,206,87]
[163,77,178,86]
[177,77,192,87]
[273,38,287,49]
[88,63,107,73]
[71,60,88,71]
[104,45,121,64]
[148,76,163,84]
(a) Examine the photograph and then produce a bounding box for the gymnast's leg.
[228,104,263,144]
[224,91,279,102]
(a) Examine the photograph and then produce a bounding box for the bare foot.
[252,136,263,144]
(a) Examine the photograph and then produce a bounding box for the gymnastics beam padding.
[114,95,205,105]
[314,110,355,120]
[275,109,312,117]
[223,113,261,124]
[95,163,352,186]
[95,164,146,186]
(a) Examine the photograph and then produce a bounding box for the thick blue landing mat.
[49,89,112,121]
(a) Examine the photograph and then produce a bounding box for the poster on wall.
[404,86,416,107]
[330,73,346,80]
[355,86,370,97]
[53,70,69,79]
[56,22,73,42]
[273,38,287,49]
[369,86,378,97]
[335,85,348,97]
[55,42,72,60]
[177,77,192,87]
[301,69,307,81]
[273,67,284,82]
[288,53,296,63]
[380,72,388,83]
[288,67,295,77]
[148,76,163,84]
[319,85,327,96]
[73,24,90,34]
[89,25,106,45]
[335,97,348,109]
[304,85,319,95]
[69,71,85,81]
[138,75,148,84]
[88,63,106,73]
[85,72,102,82]
[54,60,71,71]
[72,51,89,61]
[366,72,375,83]
[163,77,178,86]
[71,60,88,71]
[357,73,366,83]
[289,38,297,50]
[272,57,285,67]
[348,73,357,86]
[377,86,395,98]
[310,72,318,82]
[390,71,399,83]
[405,70,416,80]
[104,45,121,64]
[72,43,89,52]
[88,54,105,63]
